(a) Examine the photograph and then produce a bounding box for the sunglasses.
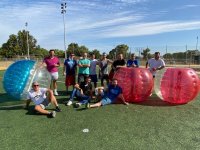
[33,85,39,87]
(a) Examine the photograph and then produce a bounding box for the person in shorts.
[26,81,61,118]
[86,78,129,108]
[63,53,77,93]
[42,49,60,95]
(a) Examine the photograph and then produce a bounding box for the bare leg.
[53,80,57,90]
[48,90,59,107]
[35,105,50,115]
[89,101,102,108]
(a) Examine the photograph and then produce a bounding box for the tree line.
[0,30,199,60]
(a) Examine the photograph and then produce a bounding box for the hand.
[124,102,129,105]
[152,68,156,71]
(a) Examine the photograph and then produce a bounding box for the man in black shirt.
[65,76,93,107]
[109,53,126,81]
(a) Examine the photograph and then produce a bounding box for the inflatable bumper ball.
[114,67,154,103]
[3,60,51,100]
[154,68,199,104]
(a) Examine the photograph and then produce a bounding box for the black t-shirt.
[111,59,126,72]
[80,81,92,96]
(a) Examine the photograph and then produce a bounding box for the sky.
[0,0,200,55]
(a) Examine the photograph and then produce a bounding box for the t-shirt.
[99,59,109,75]
[112,59,126,72]
[148,58,165,76]
[27,88,47,105]
[80,81,92,96]
[78,59,90,74]
[43,56,60,73]
[64,58,77,75]
[90,59,98,75]
[106,84,122,102]
[127,59,139,67]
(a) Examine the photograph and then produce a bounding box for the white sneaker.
[54,91,59,96]
[67,100,73,106]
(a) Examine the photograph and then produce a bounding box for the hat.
[102,52,107,56]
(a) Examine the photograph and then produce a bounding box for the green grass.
[1,69,200,150]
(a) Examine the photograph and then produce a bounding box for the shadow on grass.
[133,96,185,107]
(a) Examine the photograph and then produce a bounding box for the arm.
[63,63,66,76]
[145,61,148,68]
[156,65,165,70]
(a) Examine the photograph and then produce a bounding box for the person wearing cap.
[99,52,113,86]
[77,52,90,83]
[146,52,165,78]
[65,76,93,108]
[42,49,60,96]
[26,81,61,118]
[63,53,77,93]
[127,53,139,68]
[109,53,126,81]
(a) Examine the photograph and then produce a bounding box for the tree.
[109,44,129,59]
[0,30,37,58]
[141,48,151,60]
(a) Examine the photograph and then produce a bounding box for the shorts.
[39,99,50,109]
[65,75,76,86]
[89,74,97,83]
[101,97,112,106]
[50,72,59,80]
[101,74,109,80]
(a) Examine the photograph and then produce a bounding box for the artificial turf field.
[0,69,200,150]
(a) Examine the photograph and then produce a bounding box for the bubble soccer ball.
[154,68,199,104]
[3,60,51,100]
[114,67,154,103]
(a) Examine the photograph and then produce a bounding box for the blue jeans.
[69,89,90,104]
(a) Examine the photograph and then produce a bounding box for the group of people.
[26,49,165,118]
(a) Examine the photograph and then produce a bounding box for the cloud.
[97,20,200,38]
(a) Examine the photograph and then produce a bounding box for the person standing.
[146,52,165,78]
[78,53,90,83]
[109,53,126,81]
[42,49,60,96]
[89,54,99,88]
[63,53,77,93]
[127,53,139,68]
[99,52,113,86]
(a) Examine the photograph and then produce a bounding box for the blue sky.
[0,0,200,55]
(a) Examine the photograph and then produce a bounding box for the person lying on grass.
[26,81,61,118]
[86,78,129,108]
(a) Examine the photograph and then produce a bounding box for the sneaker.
[55,106,62,112]
[48,111,56,118]
[66,100,73,106]
[54,91,59,96]
[85,103,90,109]
[74,103,81,108]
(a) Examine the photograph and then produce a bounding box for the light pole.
[25,22,30,59]
[196,36,199,50]
[61,1,67,59]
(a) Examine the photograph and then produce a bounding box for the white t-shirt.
[90,59,98,75]
[148,58,165,76]
[27,88,48,105]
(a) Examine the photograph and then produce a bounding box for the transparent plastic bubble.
[3,60,51,100]
[154,68,199,104]
[114,67,154,103]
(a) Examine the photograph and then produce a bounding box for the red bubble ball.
[154,68,199,104]
[114,67,154,103]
